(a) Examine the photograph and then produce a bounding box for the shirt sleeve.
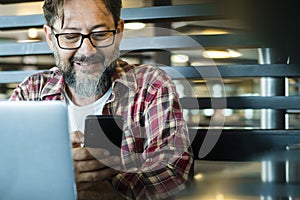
[112,69,194,200]
[9,68,64,101]
[9,81,29,101]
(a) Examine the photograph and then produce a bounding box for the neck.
[66,86,103,106]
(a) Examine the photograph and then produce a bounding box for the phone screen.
[84,115,123,155]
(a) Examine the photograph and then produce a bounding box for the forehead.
[56,0,114,30]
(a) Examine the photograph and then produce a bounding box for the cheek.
[55,48,75,65]
[102,44,120,60]
[60,50,75,61]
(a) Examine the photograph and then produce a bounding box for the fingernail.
[114,157,120,163]
[104,150,110,156]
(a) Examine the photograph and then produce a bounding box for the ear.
[116,19,124,44]
[43,24,54,51]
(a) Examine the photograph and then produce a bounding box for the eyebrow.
[62,23,111,32]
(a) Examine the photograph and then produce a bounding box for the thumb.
[70,131,84,147]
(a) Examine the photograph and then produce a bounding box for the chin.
[76,68,102,78]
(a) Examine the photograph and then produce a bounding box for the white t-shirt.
[66,87,112,133]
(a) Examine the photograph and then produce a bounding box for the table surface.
[176,149,300,200]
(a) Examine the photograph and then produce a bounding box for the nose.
[78,37,97,56]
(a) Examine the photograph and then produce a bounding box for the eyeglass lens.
[57,31,115,49]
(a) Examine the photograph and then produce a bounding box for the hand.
[77,180,125,200]
[70,131,121,192]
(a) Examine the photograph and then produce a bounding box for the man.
[10,0,194,199]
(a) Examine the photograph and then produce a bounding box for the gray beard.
[53,46,119,98]
[63,61,115,97]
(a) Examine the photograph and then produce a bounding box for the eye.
[92,31,112,40]
[61,34,81,42]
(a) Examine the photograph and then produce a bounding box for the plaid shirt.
[10,59,194,200]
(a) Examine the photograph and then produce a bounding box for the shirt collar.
[111,59,138,92]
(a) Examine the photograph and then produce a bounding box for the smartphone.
[84,115,124,155]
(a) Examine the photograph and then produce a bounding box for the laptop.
[0,101,77,200]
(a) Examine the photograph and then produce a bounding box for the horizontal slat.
[0,34,261,57]
[189,129,300,160]
[0,0,41,3]
[161,64,300,78]
[0,42,51,56]
[180,96,300,109]
[0,70,40,83]
[0,4,220,30]
[0,62,51,69]
[1,64,299,80]
[0,14,45,30]
[121,34,261,51]
[1,64,300,84]
[121,3,220,22]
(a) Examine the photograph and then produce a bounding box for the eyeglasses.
[52,29,117,50]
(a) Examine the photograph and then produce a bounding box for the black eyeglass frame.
[52,29,117,50]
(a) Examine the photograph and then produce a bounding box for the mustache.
[71,53,105,65]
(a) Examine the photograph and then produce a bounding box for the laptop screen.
[0,101,76,200]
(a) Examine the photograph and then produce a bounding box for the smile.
[75,60,101,66]
[74,62,101,73]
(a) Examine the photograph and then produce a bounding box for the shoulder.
[9,67,65,100]
[134,64,174,89]
[17,66,64,96]
[116,59,174,89]
[21,67,63,85]
[119,59,169,79]
[115,59,178,95]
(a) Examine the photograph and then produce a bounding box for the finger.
[77,190,100,200]
[70,131,84,146]
[77,167,119,183]
[77,182,95,191]
[85,147,112,160]
[72,147,109,161]
[74,156,121,172]
[75,159,106,172]
[77,188,124,200]
[95,155,121,168]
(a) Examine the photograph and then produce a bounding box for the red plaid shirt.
[10,59,194,199]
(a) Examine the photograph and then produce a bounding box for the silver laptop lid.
[0,101,77,200]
